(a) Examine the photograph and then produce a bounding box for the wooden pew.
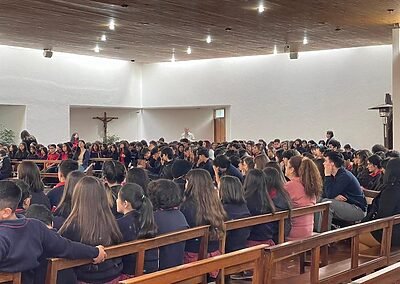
[362,188,379,205]
[45,226,210,284]
[0,272,21,284]
[350,261,400,283]
[119,245,267,284]
[263,217,395,284]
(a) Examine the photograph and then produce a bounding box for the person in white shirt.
[180,128,195,141]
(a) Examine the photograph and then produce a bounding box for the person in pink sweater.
[284,156,323,240]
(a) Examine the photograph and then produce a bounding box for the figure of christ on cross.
[92,112,118,143]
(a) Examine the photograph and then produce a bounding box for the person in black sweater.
[20,130,37,149]
[14,142,28,160]
[148,179,189,270]
[27,145,39,160]
[126,167,150,196]
[102,160,126,218]
[180,169,227,279]
[213,154,244,185]
[359,158,400,251]
[0,180,106,284]
[194,147,215,180]
[17,161,50,209]
[159,147,175,179]
[53,170,85,230]
[59,176,123,283]
[365,154,383,191]
[14,180,31,215]
[116,183,158,276]
[0,149,12,180]
[47,159,79,209]
[219,176,250,253]
[171,159,193,194]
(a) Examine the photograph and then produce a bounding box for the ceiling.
[1,0,400,63]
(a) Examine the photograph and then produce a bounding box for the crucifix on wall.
[92,112,118,142]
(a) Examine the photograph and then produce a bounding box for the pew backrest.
[350,261,400,283]
[0,272,21,284]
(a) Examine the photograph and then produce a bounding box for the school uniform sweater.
[30,190,51,209]
[154,209,189,269]
[223,203,251,253]
[117,211,159,275]
[195,159,215,180]
[0,156,12,180]
[180,199,220,253]
[0,217,99,284]
[224,164,244,183]
[47,182,65,209]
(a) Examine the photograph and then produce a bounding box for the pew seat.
[0,272,21,284]
[350,261,400,283]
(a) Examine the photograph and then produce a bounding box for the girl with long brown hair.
[59,176,123,283]
[285,156,322,240]
[180,169,226,279]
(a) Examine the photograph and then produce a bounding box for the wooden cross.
[92,112,118,142]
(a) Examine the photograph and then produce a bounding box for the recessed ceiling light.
[206,35,212,44]
[130,59,135,62]
[258,4,265,13]
[109,19,115,30]
[225,27,232,32]
[387,8,395,14]
[94,45,100,53]
[303,36,308,45]
[121,3,129,8]
[187,46,192,55]
[335,27,342,31]
[101,34,107,41]
[273,45,278,55]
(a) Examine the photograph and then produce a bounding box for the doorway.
[214,108,226,142]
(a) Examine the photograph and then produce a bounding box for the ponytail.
[119,183,157,239]
[299,158,323,198]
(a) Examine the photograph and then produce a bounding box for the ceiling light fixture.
[109,19,115,30]
[258,4,265,13]
[171,48,176,62]
[94,44,100,53]
[273,45,277,55]
[187,46,192,55]
[206,35,212,44]
[101,34,107,41]
[303,36,308,45]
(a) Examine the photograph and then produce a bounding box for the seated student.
[0,149,12,180]
[159,147,175,179]
[180,169,227,280]
[244,169,276,247]
[284,156,322,240]
[102,160,126,218]
[53,170,85,230]
[17,161,51,209]
[219,176,250,253]
[213,155,244,184]
[116,183,159,276]
[126,167,150,195]
[60,143,73,160]
[14,142,29,160]
[359,158,400,251]
[365,154,383,191]
[108,144,119,161]
[148,179,189,270]
[322,151,367,227]
[59,176,123,283]
[8,144,18,160]
[47,159,79,209]
[27,145,39,160]
[14,180,31,215]
[194,147,215,180]
[254,154,270,170]
[171,159,193,194]
[119,141,132,168]
[0,180,106,284]
[239,157,255,179]
[39,146,48,160]
[46,144,60,168]
[353,149,372,188]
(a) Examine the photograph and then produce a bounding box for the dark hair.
[26,204,53,226]
[102,161,126,184]
[326,130,334,138]
[282,149,300,160]
[324,151,344,168]
[214,155,231,169]
[14,180,31,209]
[59,160,79,179]
[327,139,341,150]
[263,167,292,210]
[243,169,276,214]
[20,130,30,140]
[254,154,270,170]
[17,161,44,193]
[220,176,246,205]
[160,147,174,160]
[197,147,209,158]
[265,161,286,184]
[55,171,85,218]
[0,180,22,212]
[386,150,400,158]
[288,156,322,198]
[371,144,388,154]
[148,179,182,210]
[242,157,255,170]
[383,158,400,185]
[368,154,382,169]
[126,168,150,195]
[119,183,157,238]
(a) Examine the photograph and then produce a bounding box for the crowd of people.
[0,129,400,283]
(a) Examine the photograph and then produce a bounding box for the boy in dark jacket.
[0,150,12,180]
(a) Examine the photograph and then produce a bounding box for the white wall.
[0,45,141,145]
[0,105,26,143]
[139,108,214,142]
[141,45,392,149]
[70,107,139,143]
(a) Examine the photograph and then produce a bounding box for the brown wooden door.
[214,109,226,142]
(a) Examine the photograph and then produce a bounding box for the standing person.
[284,156,322,240]
[180,128,195,141]
[20,130,37,149]
[59,176,123,283]
[325,130,334,145]
[73,140,90,171]
[119,141,132,168]
[70,132,79,150]
[180,169,226,280]
[322,151,367,227]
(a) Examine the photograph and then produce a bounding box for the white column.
[393,28,400,149]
